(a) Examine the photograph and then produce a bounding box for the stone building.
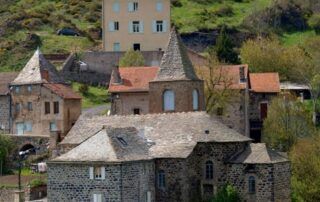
[109,29,205,115]
[0,72,19,133]
[48,29,290,202]
[102,0,170,51]
[9,50,82,137]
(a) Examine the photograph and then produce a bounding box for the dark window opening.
[27,102,33,111]
[205,161,213,179]
[117,137,128,146]
[157,170,165,188]
[248,176,256,194]
[133,43,141,51]
[216,107,223,116]
[133,108,140,115]
[54,102,59,114]
[45,102,50,114]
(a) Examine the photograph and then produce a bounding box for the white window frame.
[90,166,106,180]
[25,122,32,132]
[153,20,167,33]
[128,2,138,12]
[50,122,57,132]
[132,21,142,33]
[93,193,103,202]
[192,89,199,110]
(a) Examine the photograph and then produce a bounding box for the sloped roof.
[0,72,19,95]
[280,82,310,90]
[61,112,251,148]
[228,143,289,164]
[11,49,65,85]
[43,84,82,99]
[249,73,280,93]
[153,29,200,81]
[109,67,159,93]
[53,127,152,163]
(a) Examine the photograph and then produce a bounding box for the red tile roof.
[44,84,82,99]
[249,73,280,93]
[109,67,159,93]
[0,72,19,95]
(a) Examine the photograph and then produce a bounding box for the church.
[47,29,290,202]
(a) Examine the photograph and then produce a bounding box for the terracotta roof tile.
[109,67,159,93]
[43,84,82,99]
[0,72,19,95]
[249,73,280,93]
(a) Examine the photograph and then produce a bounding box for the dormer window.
[163,90,175,111]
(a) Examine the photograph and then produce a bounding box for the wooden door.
[260,103,268,120]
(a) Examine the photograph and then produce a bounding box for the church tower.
[149,29,205,113]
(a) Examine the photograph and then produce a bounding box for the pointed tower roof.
[11,49,65,85]
[153,28,199,81]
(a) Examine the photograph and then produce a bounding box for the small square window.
[133,108,140,115]
[15,86,20,93]
[27,85,32,92]
[50,122,57,132]
[27,102,33,111]
[133,43,140,51]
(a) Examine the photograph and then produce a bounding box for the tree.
[0,135,14,175]
[262,95,315,152]
[308,14,320,34]
[214,26,239,64]
[119,49,145,67]
[210,184,241,202]
[196,50,235,114]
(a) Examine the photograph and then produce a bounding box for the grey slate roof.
[11,49,65,85]
[228,143,289,164]
[153,29,199,81]
[61,111,251,148]
[54,127,152,163]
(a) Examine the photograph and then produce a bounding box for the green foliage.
[119,49,145,67]
[29,178,46,188]
[308,14,320,34]
[263,95,315,152]
[210,184,241,202]
[214,26,239,64]
[0,135,14,175]
[79,83,89,95]
[290,136,320,202]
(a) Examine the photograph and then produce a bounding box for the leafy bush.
[79,84,89,95]
[29,178,46,188]
[308,14,320,34]
[119,49,145,67]
[0,135,14,175]
[210,184,241,202]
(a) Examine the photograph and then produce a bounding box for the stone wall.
[0,188,14,202]
[0,95,11,133]
[111,92,150,115]
[7,134,50,154]
[149,80,205,113]
[47,161,155,202]
[273,162,291,201]
[249,92,277,121]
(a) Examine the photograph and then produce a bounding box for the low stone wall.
[0,188,15,202]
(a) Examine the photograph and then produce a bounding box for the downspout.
[120,164,123,202]
[9,90,13,134]
[244,79,250,137]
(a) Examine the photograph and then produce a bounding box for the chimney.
[112,65,122,84]
[239,66,246,83]
[41,70,50,82]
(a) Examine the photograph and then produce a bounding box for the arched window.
[158,170,165,188]
[192,89,199,110]
[205,161,213,179]
[163,90,175,111]
[248,176,256,193]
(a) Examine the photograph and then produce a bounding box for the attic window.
[117,137,128,146]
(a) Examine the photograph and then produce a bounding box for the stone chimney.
[239,66,246,83]
[111,65,122,84]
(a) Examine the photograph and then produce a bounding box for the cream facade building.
[102,0,171,51]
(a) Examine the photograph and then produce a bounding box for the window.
[153,20,167,33]
[128,2,138,12]
[15,103,21,113]
[114,21,119,30]
[93,193,103,202]
[163,90,175,111]
[248,176,256,194]
[90,167,105,180]
[156,1,163,12]
[27,102,33,111]
[27,85,32,92]
[109,21,119,31]
[133,108,140,115]
[133,43,140,51]
[192,89,199,110]
[50,122,57,132]
[205,161,213,180]
[15,86,20,93]
[112,1,120,12]
[54,102,59,114]
[132,21,140,33]
[45,102,50,114]
[113,43,121,51]
[145,191,151,202]
[157,170,165,188]
[25,122,32,132]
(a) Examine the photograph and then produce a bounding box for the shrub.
[308,14,320,34]
[211,184,241,202]
[119,49,145,67]
[29,178,46,188]
[79,84,89,95]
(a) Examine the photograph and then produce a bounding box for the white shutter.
[109,21,114,32]
[163,20,167,32]
[113,2,120,12]
[128,2,134,12]
[147,191,151,202]
[89,167,94,179]
[156,2,163,12]
[101,167,105,180]
[129,22,133,33]
[140,21,144,33]
[93,194,102,202]
[152,20,157,33]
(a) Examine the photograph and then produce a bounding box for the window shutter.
[147,191,152,202]
[129,22,133,33]
[128,2,134,12]
[163,20,167,32]
[113,2,120,12]
[140,21,144,33]
[89,167,94,179]
[109,21,114,31]
[152,20,156,33]
[101,167,105,180]
[156,2,163,12]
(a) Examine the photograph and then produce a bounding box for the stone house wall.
[62,99,81,138]
[111,92,150,115]
[47,161,155,202]
[149,80,205,113]
[249,92,277,121]
[0,95,11,133]
[273,162,291,201]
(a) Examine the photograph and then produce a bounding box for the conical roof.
[11,49,65,85]
[153,28,199,81]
